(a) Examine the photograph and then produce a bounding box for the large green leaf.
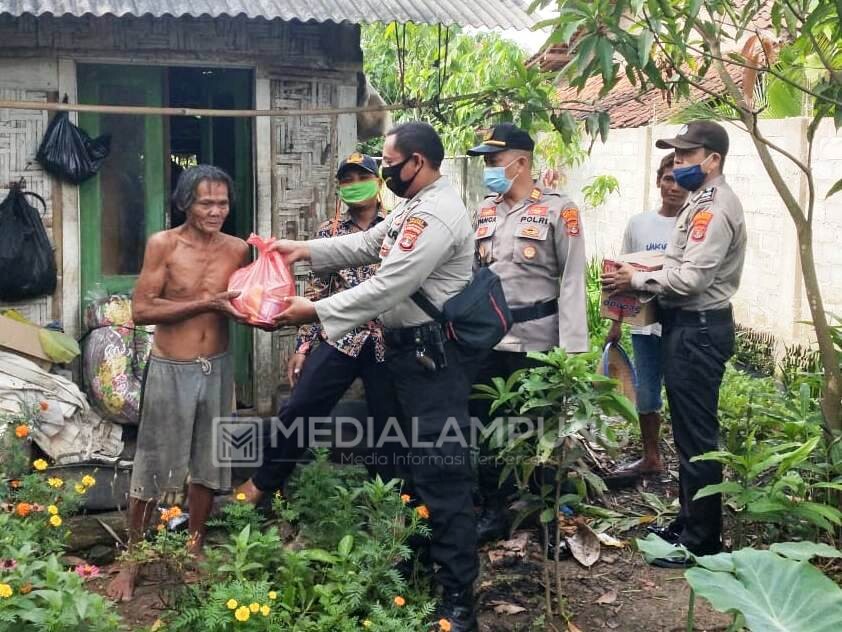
[686,548,842,631]
[770,541,842,562]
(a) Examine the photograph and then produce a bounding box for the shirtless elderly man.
[108,165,248,601]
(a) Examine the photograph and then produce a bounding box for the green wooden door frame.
[77,64,165,303]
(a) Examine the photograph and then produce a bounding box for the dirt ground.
[87,453,732,631]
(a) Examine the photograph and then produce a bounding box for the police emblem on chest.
[520,205,549,227]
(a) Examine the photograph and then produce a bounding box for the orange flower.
[15,425,29,439]
[9,480,21,489]
[438,619,452,632]
[415,505,430,520]
[15,502,32,518]
[39,401,49,412]
[19,583,32,595]
[393,595,406,607]
[400,494,411,504]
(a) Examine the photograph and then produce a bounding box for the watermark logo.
[213,417,263,467]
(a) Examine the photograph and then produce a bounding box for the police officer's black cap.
[656,121,729,156]
[467,123,535,155]
[337,152,379,177]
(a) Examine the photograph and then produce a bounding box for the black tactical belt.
[511,299,558,324]
[660,305,733,327]
[383,322,444,349]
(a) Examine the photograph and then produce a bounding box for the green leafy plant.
[580,175,620,209]
[637,535,842,631]
[733,325,777,377]
[475,348,636,620]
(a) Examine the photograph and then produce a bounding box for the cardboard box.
[0,314,53,369]
[600,251,664,327]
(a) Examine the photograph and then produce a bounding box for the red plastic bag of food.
[228,234,295,325]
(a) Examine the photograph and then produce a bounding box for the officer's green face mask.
[338,179,380,205]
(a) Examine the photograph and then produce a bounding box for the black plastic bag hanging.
[36,106,111,184]
[0,184,57,301]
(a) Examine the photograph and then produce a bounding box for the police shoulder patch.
[690,209,714,242]
[692,186,717,206]
[398,216,428,251]
[561,207,581,237]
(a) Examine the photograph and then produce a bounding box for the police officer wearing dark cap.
[467,122,588,544]
[603,121,746,565]
[235,152,399,500]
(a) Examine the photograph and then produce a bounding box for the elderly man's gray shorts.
[130,352,233,501]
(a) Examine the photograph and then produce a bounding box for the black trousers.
[469,350,545,506]
[662,310,735,552]
[387,338,484,590]
[252,338,398,491]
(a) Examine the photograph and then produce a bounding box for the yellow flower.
[249,602,260,613]
[33,459,48,471]
[234,605,250,622]
[268,591,277,600]
[362,620,372,628]
[0,583,12,598]
[226,598,238,610]
[260,604,270,616]
[81,475,96,488]
[415,505,430,520]
[74,484,86,494]
[393,595,406,607]
[49,515,62,527]
[235,493,247,502]
[48,477,63,488]
[47,505,59,515]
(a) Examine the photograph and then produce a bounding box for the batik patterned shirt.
[294,210,386,361]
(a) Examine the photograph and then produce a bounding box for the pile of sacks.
[0,350,123,464]
[82,295,153,426]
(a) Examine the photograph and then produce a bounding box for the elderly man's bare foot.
[106,565,138,602]
[233,478,264,505]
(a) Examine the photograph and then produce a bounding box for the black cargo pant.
[661,306,735,552]
[469,350,545,506]
[252,338,399,491]
[386,334,484,591]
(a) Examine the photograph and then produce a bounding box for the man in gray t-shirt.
[607,152,687,478]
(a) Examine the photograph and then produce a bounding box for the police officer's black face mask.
[380,155,421,198]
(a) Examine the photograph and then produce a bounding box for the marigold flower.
[49,515,62,527]
[33,459,48,471]
[415,505,430,520]
[400,494,411,504]
[226,598,238,610]
[234,605,250,622]
[439,619,452,632]
[47,505,59,515]
[0,583,12,598]
[15,425,29,439]
[249,602,260,613]
[74,484,86,494]
[268,591,277,600]
[260,604,270,616]
[160,506,182,522]
[15,502,32,518]
[81,475,96,488]
[157,524,166,532]
[235,492,247,502]
[74,564,100,580]
[9,480,20,489]
[48,477,63,488]
[393,595,406,607]
[39,401,49,412]
[19,583,32,594]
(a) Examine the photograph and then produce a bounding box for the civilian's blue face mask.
[483,159,520,194]
[673,154,715,191]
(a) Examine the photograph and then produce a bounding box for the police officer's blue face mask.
[483,158,520,194]
[673,153,716,192]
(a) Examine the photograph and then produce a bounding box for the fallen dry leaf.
[500,531,529,553]
[566,522,601,567]
[640,579,657,590]
[567,622,584,632]
[490,601,527,615]
[596,589,618,605]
